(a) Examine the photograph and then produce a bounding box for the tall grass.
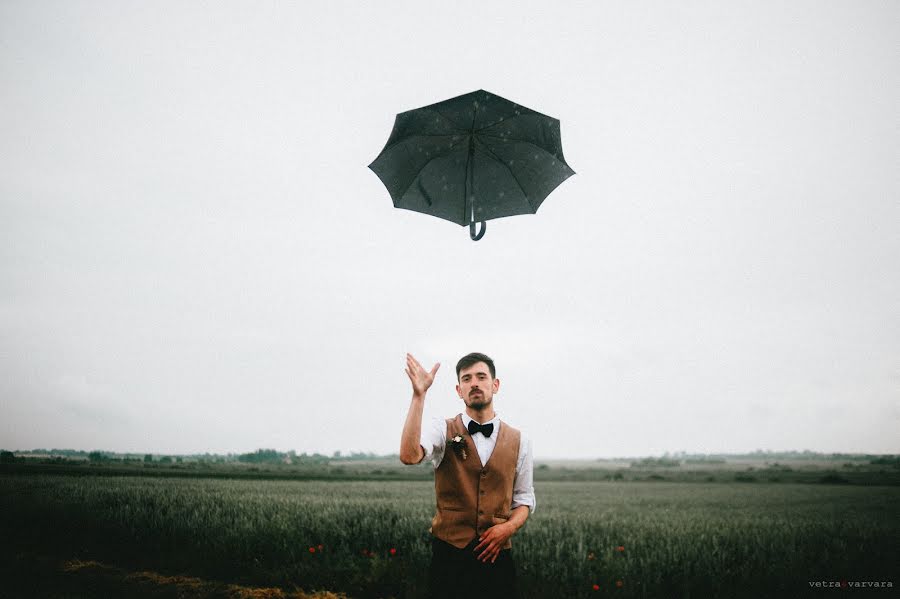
[2,475,897,598]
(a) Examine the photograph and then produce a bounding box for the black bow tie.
[467,420,494,438]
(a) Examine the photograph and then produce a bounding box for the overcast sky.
[1,1,897,458]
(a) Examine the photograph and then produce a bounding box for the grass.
[2,473,898,598]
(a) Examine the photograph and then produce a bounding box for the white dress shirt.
[420,413,536,513]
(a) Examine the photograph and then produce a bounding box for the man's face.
[456,361,500,411]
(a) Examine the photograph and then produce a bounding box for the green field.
[2,470,897,598]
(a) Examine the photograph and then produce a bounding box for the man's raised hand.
[405,353,440,398]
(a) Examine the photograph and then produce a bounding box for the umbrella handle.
[469,220,486,241]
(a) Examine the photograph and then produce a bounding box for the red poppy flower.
[308,547,316,554]
[317,544,323,550]
[389,548,397,556]
[592,583,600,591]
[616,545,625,552]
[616,580,624,588]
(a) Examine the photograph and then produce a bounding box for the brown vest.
[430,414,521,549]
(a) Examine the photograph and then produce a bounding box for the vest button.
[480,490,485,495]
[478,510,483,515]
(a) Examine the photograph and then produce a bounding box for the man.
[400,352,535,598]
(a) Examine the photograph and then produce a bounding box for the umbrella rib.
[473,141,534,212]
[479,136,569,167]
[473,110,541,133]
[478,133,550,145]
[396,151,461,207]
[425,108,469,132]
[377,133,464,157]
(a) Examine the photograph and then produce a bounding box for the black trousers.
[428,537,519,599]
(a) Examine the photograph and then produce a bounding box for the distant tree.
[144,454,153,463]
[88,451,106,463]
[631,457,680,468]
[684,456,726,464]
[238,449,281,464]
[176,456,183,463]
[1,450,15,464]
[159,456,172,464]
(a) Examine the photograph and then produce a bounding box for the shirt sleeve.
[419,417,446,468]
[511,434,536,513]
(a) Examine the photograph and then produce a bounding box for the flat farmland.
[2,473,897,598]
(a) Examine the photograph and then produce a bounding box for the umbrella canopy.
[368,90,575,240]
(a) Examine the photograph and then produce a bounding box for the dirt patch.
[3,553,347,599]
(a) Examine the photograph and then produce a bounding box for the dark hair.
[456,352,496,380]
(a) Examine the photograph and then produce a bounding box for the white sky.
[1,1,897,458]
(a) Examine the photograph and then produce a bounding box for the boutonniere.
[449,434,468,460]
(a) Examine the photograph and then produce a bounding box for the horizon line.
[4,447,898,460]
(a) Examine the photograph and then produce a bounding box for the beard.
[465,393,492,410]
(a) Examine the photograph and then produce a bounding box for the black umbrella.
[369,90,575,241]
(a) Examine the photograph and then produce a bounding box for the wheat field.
[2,474,897,598]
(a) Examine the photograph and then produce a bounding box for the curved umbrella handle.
[469,220,486,241]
